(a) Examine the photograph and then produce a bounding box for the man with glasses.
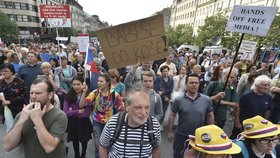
[233,115,280,158]
[235,75,273,131]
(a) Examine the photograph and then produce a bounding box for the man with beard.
[99,89,161,158]
[168,73,214,158]
[125,66,163,122]
[4,78,68,158]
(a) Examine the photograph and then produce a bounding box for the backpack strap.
[110,111,126,146]
[147,115,157,148]
[235,141,249,158]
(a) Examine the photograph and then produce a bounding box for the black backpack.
[109,111,158,148]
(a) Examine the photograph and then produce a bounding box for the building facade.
[170,0,280,35]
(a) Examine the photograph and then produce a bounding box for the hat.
[189,125,241,155]
[241,115,280,139]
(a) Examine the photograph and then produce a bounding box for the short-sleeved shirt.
[204,81,239,120]
[100,114,161,158]
[112,82,125,96]
[14,107,68,158]
[239,90,272,123]
[85,89,125,123]
[171,93,213,136]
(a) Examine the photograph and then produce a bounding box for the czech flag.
[84,45,99,73]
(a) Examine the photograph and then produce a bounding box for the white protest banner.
[96,14,168,69]
[78,34,89,54]
[56,37,68,41]
[226,5,278,36]
[239,40,257,53]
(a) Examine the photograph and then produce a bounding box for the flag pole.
[223,33,245,91]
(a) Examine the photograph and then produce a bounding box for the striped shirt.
[100,114,161,158]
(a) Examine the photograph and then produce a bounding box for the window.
[0,2,5,8]
[22,15,28,22]
[9,14,15,21]
[14,3,20,9]
[20,3,27,10]
[6,2,13,9]
[16,15,23,21]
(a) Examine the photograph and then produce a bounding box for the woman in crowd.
[49,58,59,73]
[155,65,173,127]
[233,115,280,158]
[107,69,126,98]
[0,63,27,117]
[38,62,60,91]
[185,125,241,158]
[192,64,207,93]
[0,63,27,131]
[54,56,77,92]
[79,73,125,158]
[63,76,92,158]
[170,65,188,101]
[72,53,85,77]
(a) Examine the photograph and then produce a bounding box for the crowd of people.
[0,41,280,158]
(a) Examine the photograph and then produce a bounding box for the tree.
[166,24,194,47]
[0,11,18,41]
[195,11,239,50]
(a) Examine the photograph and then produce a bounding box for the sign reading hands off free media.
[226,5,278,36]
[96,14,168,69]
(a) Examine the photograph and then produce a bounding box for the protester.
[79,73,125,158]
[236,75,273,129]
[63,76,92,158]
[168,73,214,158]
[155,65,173,130]
[99,89,161,158]
[157,53,177,76]
[270,72,280,123]
[54,56,77,92]
[125,65,164,122]
[233,115,280,158]
[17,51,43,94]
[107,69,126,98]
[0,63,27,132]
[184,125,241,158]
[4,78,68,158]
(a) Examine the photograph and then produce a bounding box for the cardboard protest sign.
[239,40,257,61]
[226,5,278,36]
[97,14,168,69]
[78,34,89,54]
[261,50,279,63]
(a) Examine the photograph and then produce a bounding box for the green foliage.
[0,11,18,41]
[195,11,239,50]
[166,24,194,47]
[88,31,97,37]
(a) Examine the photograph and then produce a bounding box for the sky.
[78,0,173,26]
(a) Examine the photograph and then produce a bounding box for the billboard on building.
[39,5,71,28]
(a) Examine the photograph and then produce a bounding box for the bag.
[4,106,14,133]
[109,111,157,148]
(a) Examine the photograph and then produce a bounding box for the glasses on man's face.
[258,138,279,144]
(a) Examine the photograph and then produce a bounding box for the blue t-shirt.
[40,52,51,62]
[239,90,272,122]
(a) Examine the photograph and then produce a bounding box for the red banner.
[40,5,70,18]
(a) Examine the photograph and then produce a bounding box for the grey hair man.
[236,75,272,128]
